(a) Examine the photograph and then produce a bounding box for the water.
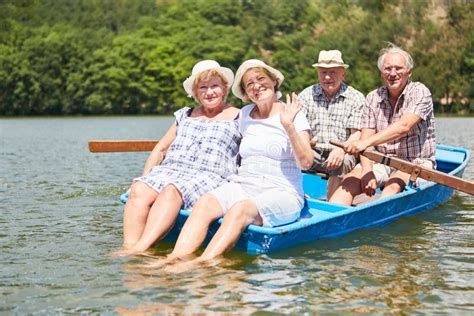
[1,116,473,314]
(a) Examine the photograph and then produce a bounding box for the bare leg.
[200,200,262,260]
[127,185,184,253]
[169,193,224,258]
[164,200,263,274]
[380,171,409,199]
[329,168,363,206]
[123,182,159,249]
[327,175,342,200]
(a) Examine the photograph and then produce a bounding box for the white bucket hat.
[182,60,234,98]
[231,59,284,100]
[312,50,349,69]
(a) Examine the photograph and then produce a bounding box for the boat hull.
[121,144,470,255]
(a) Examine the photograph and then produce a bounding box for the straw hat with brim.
[183,60,234,98]
[231,59,284,100]
[312,50,349,69]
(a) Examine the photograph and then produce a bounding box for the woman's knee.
[160,184,183,201]
[128,182,157,204]
[193,193,217,210]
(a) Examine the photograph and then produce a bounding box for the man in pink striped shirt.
[330,43,436,205]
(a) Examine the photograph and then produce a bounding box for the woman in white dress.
[167,59,313,265]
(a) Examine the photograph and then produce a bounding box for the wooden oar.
[330,140,474,195]
[88,140,158,152]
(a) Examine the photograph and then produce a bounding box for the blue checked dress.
[136,107,241,209]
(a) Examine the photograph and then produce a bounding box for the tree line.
[0,0,472,115]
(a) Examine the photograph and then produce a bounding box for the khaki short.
[355,160,434,187]
[307,148,357,177]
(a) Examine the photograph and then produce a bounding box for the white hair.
[377,43,414,71]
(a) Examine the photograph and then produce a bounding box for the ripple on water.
[2,117,473,314]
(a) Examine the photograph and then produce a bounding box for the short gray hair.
[377,43,414,71]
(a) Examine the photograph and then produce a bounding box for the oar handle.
[329,140,345,149]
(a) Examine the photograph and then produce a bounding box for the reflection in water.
[115,223,448,314]
[118,256,259,314]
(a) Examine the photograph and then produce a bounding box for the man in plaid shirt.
[330,43,436,205]
[299,50,365,199]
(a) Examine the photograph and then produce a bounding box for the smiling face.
[241,68,277,103]
[195,75,227,109]
[381,52,412,97]
[317,67,345,98]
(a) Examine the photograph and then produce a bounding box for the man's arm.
[344,112,422,154]
[347,128,361,142]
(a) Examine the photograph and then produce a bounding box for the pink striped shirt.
[361,81,436,164]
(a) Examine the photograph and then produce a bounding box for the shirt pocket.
[330,112,349,140]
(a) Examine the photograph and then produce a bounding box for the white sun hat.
[231,59,284,100]
[312,50,349,69]
[183,60,234,98]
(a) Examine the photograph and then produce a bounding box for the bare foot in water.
[136,255,182,269]
[163,258,204,274]
[109,248,150,258]
[163,256,224,274]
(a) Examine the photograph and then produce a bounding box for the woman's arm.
[142,122,177,176]
[280,93,314,170]
[285,128,313,170]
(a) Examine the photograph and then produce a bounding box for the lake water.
[1,116,473,314]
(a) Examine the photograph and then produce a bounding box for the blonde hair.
[191,69,229,102]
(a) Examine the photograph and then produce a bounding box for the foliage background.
[0,0,472,115]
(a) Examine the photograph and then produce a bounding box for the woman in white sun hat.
[116,60,241,256]
[168,59,313,265]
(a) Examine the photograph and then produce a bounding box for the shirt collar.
[314,81,348,100]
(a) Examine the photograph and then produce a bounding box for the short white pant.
[208,174,304,227]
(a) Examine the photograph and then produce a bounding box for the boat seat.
[303,170,329,180]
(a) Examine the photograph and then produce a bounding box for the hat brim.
[183,67,234,98]
[312,62,349,69]
[231,60,284,100]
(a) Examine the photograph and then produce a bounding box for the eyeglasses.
[243,75,269,90]
[383,66,407,75]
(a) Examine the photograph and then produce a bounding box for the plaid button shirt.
[299,82,365,152]
[361,81,436,164]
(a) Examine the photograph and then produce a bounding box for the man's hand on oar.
[340,139,370,155]
[88,140,158,152]
[330,140,474,196]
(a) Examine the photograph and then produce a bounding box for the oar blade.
[88,140,158,153]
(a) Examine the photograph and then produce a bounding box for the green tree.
[0,0,472,115]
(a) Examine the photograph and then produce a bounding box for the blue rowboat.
[121,144,470,255]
